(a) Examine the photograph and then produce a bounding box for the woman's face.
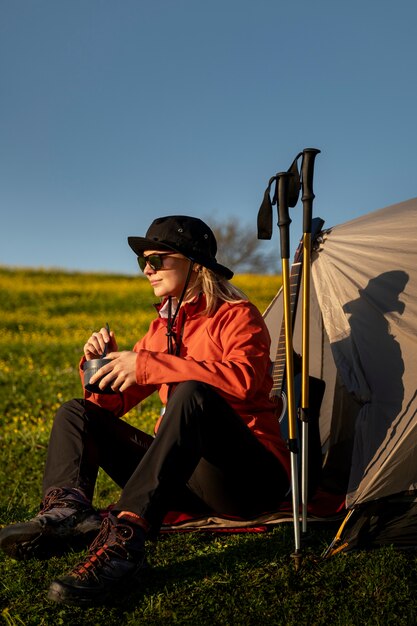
[142,250,194,299]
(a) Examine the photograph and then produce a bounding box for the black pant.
[43,381,289,532]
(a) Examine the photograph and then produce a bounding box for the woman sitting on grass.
[0,215,290,607]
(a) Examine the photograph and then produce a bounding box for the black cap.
[128,215,233,279]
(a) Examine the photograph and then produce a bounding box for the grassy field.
[1,266,417,625]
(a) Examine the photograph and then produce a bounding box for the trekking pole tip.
[291,549,303,571]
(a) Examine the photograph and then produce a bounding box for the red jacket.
[82,295,290,480]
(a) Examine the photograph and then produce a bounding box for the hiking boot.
[47,514,147,606]
[0,487,101,560]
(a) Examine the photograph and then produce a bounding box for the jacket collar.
[155,292,206,318]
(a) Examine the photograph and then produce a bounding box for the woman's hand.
[84,327,118,361]
[89,351,138,393]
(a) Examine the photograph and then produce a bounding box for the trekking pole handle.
[276,171,293,260]
[301,148,320,233]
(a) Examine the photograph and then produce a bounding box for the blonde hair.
[187,266,248,316]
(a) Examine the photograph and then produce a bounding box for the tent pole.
[276,171,302,566]
[300,149,320,535]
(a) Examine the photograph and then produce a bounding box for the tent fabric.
[312,197,417,508]
[324,494,417,554]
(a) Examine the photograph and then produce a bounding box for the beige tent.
[265,197,417,550]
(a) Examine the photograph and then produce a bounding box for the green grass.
[1,267,417,625]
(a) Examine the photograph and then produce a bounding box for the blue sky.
[1,0,416,275]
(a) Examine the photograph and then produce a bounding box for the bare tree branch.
[207,217,278,274]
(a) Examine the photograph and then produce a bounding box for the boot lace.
[71,517,134,580]
[40,488,79,514]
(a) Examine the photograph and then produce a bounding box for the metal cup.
[82,358,115,394]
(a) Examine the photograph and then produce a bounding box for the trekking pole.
[276,170,302,567]
[299,148,320,535]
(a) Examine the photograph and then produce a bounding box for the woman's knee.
[165,381,229,427]
[171,381,217,404]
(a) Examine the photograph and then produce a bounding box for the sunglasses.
[137,253,179,272]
